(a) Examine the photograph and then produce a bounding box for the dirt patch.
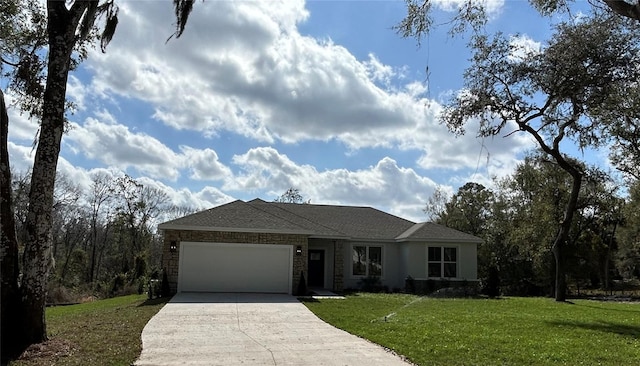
[18,338,76,363]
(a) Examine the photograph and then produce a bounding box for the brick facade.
[162,230,308,294]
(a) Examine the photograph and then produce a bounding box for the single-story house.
[158,199,482,295]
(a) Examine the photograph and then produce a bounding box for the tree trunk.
[0,89,25,360]
[603,220,618,290]
[89,219,98,283]
[19,2,86,345]
[550,166,582,302]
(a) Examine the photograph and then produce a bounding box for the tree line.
[10,171,192,302]
[427,153,639,297]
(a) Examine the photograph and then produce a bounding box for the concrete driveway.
[135,292,411,365]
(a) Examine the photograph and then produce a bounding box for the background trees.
[7,172,175,299]
[274,188,307,204]
[427,152,632,297]
[401,0,640,301]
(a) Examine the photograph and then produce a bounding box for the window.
[428,246,457,278]
[352,245,383,276]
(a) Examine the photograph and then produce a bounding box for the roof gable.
[396,222,483,243]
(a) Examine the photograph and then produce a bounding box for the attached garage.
[178,242,293,294]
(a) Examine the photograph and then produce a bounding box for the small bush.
[358,275,384,292]
[47,285,78,305]
[296,271,308,296]
[484,266,501,298]
[110,273,138,297]
[111,273,127,295]
[134,255,147,280]
[148,279,162,299]
[405,275,416,294]
[137,277,146,295]
[149,268,160,280]
[161,270,171,297]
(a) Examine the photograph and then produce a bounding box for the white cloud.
[433,0,505,17]
[417,123,534,172]
[229,147,439,221]
[135,176,234,211]
[74,0,533,174]
[180,146,232,181]
[78,2,468,164]
[364,53,395,86]
[7,142,35,173]
[66,75,88,112]
[66,116,182,180]
[508,34,542,62]
[64,112,238,183]
[5,93,39,143]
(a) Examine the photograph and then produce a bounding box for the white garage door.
[178,242,293,294]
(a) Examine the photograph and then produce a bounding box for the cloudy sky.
[6,0,600,222]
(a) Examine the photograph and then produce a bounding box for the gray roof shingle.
[261,200,414,240]
[158,200,311,234]
[396,222,483,243]
[158,199,482,243]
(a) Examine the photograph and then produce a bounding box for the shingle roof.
[158,200,312,234]
[259,200,415,240]
[158,199,482,243]
[396,222,483,243]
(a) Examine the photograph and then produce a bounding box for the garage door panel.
[178,242,292,294]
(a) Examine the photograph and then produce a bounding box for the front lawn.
[11,294,169,366]
[303,293,640,365]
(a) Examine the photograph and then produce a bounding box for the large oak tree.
[1,0,198,358]
[411,14,640,301]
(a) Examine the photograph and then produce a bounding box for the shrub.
[137,277,146,295]
[296,271,308,296]
[148,279,162,299]
[358,275,383,292]
[484,266,501,298]
[111,273,126,295]
[134,255,147,279]
[149,268,160,280]
[161,270,171,297]
[47,285,78,304]
[405,275,416,294]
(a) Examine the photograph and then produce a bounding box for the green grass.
[303,293,640,365]
[11,294,169,366]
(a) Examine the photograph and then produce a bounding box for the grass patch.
[11,294,170,366]
[303,293,640,365]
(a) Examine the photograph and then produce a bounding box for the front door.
[308,249,325,288]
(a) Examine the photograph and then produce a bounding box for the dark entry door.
[308,250,325,288]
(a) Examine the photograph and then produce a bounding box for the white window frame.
[427,246,459,279]
[351,244,384,278]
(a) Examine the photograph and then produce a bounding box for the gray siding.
[341,241,405,290]
[400,241,478,281]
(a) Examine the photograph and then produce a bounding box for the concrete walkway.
[135,292,411,365]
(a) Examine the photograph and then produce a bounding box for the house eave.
[396,237,483,244]
[157,224,313,236]
[349,237,400,243]
[308,234,351,240]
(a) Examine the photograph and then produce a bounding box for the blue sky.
[6,0,605,222]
